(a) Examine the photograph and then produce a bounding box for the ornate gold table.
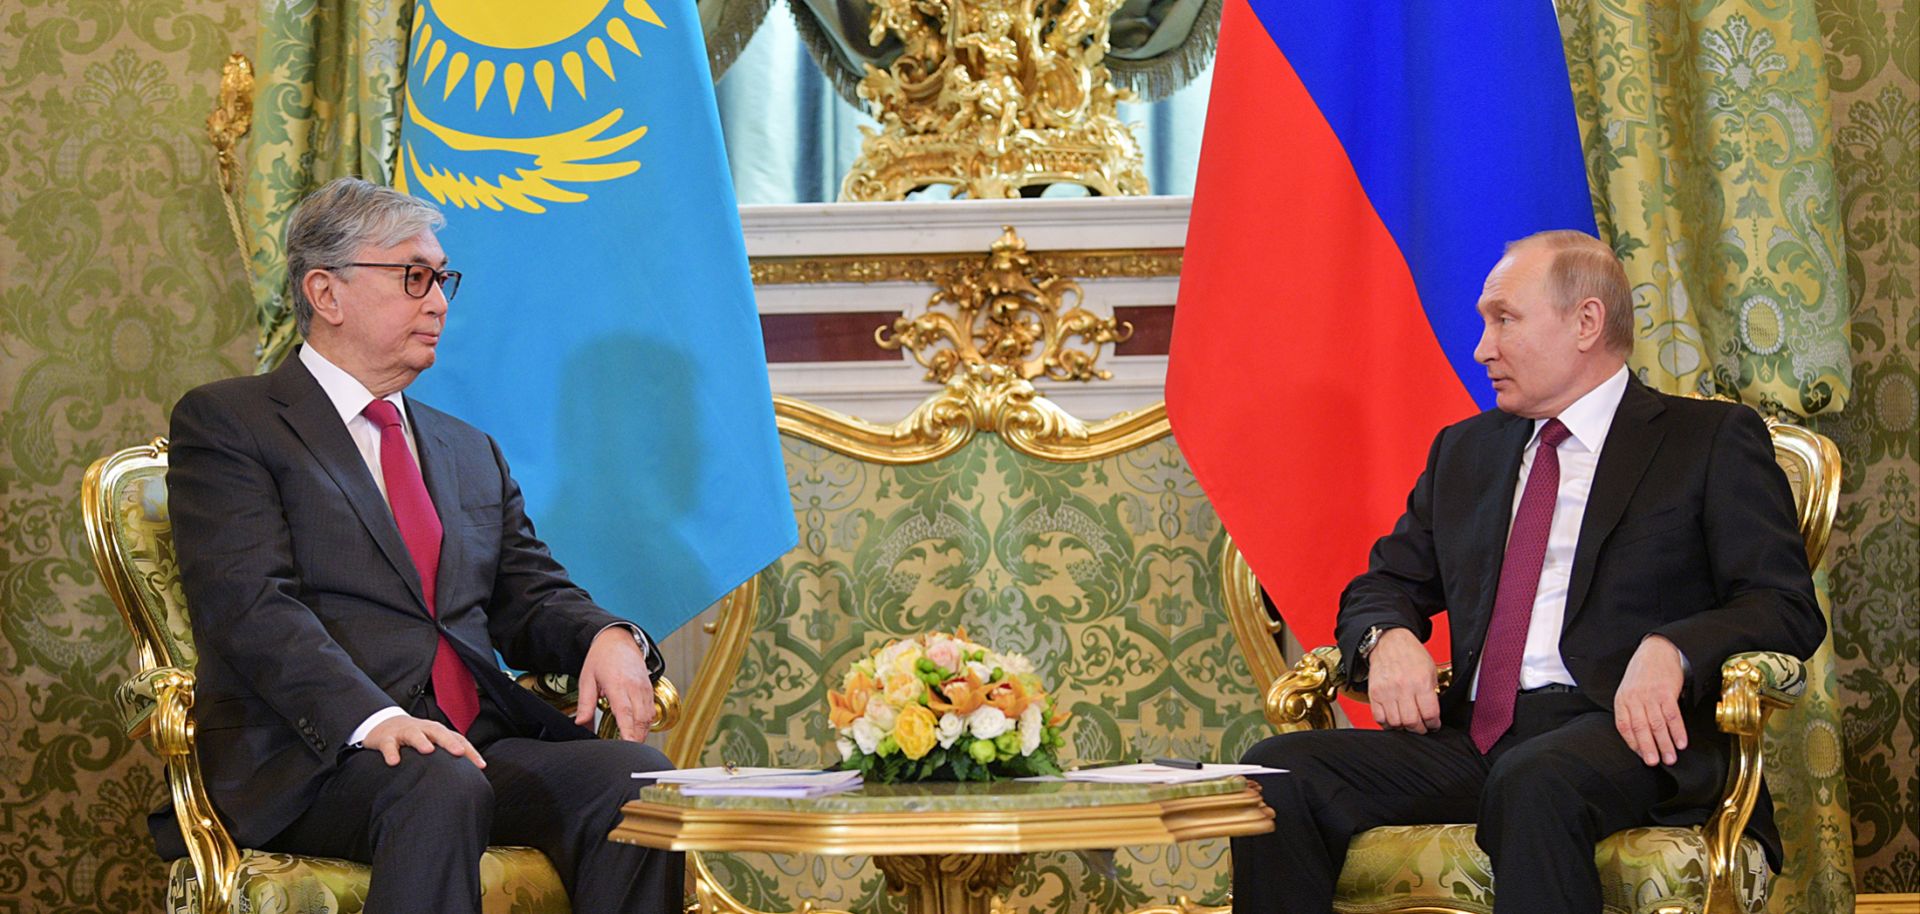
[610,778,1275,914]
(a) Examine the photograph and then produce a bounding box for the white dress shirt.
[1470,365,1631,698]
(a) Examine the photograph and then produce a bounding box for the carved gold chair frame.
[1237,414,1841,914]
[82,440,684,914]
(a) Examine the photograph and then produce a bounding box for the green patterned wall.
[0,2,1912,911]
[1809,0,1919,892]
[0,0,257,910]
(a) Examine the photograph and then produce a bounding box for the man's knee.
[384,749,495,822]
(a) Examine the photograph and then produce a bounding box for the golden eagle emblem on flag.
[396,0,665,214]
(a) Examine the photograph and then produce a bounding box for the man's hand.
[1366,628,1443,734]
[1615,635,1689,766]
[363,715,487,769]
[577,627,657,743]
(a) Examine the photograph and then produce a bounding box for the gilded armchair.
[81,438,688,914]
[1235,416,1841,914]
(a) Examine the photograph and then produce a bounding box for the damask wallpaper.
[1807,0,1919,892]
[0,0,258,909]
[0,2,1913,913]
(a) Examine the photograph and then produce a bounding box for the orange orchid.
[929,672,987,715]
[984,677,1030,719]
[829,669,875,729]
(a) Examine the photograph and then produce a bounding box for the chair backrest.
[83,439,195,691]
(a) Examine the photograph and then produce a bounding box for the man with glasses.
[164,177,679,913]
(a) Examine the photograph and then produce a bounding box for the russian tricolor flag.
[1168,1,1596,721]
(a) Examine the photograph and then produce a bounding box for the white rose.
[968,706,1012,740]
[837,736,857,761]
[1018,703,1043,756]
[967,660,995,682]
[937,712,965,748]
[851,718,883,755]
[1002,654,1034,676]
[865,696,898,731]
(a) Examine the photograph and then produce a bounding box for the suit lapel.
[270,353,432,616]
[1461,415,1535,654]
[410,403,463,618]
[1564,380,1666,627]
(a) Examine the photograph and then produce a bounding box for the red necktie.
[1471,418,1571,754]
[362,399,480,733]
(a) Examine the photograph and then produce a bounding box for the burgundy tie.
[1471,417,1571,754]
[362,399,480,733]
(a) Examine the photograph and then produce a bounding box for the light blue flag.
[395,0,796,637]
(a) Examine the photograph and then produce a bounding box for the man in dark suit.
[1231,230,1825,914]
[167,177,681,913]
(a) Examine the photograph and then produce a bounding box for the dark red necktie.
[362,399,480,733]
[1471,418,1571,754]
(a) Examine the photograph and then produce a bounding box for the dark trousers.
[261,702,683,914]
[1231,692,1668,914]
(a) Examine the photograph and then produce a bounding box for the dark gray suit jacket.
[1335,379,1825,864]
[166,352,664,848]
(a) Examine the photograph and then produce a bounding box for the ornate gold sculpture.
[879,225,1133,385]
[206,53,256,275]
[840,0,1148,200]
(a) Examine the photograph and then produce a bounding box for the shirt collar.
[298,344,410,430]
[1535,364,1630,454]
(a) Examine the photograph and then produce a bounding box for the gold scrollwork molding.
[750,248,1182,287]
[880,226,1133,384]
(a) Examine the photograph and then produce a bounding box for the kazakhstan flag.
[396,0,796,637]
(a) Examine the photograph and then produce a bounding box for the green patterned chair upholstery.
[83,438,685,914]
[660,365,1276,914]
[1246,416,1843,914]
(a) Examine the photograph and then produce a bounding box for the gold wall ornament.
[839,0,1148,200]
[878,226,1133,384]
[206,52,256,279]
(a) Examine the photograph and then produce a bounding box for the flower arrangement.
[828,629,1070,783]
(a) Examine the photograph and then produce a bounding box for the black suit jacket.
[166,353,664,848]
[1334,380,1825,860]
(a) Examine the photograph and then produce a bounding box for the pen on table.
[1153,757,1205,770]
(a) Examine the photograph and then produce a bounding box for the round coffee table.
[610,778,1273,914]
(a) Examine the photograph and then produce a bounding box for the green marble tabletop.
[635,776,1253,813]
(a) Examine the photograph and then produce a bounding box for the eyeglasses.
[330,262,462,301]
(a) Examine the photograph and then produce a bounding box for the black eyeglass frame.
[329,262,462,301]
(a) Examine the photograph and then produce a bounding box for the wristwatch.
[1357,625,1388,660]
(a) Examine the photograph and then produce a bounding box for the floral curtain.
[242,0,413,372]
[1557,2,1857,911]
[1559,0,1853,417]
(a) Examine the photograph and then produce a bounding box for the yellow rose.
[893,704,939,760]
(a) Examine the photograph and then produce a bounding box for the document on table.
[638,767,866,798]
[1035,762,1288,784]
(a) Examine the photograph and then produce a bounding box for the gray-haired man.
[165,177,681,912]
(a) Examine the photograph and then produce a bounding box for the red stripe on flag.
[1168,0,1475,725]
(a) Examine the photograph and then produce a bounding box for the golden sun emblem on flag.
[395,0,665,214]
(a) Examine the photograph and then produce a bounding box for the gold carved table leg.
[872,853,1024,914]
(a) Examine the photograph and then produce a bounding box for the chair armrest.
[120,666,244,910]
[115,665,189,741]
[1699,651,1805,909]
[1717,651,1806,726]
[1264,647,1348,732]
[515,672,682,739]
[1263,646,1458,732]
